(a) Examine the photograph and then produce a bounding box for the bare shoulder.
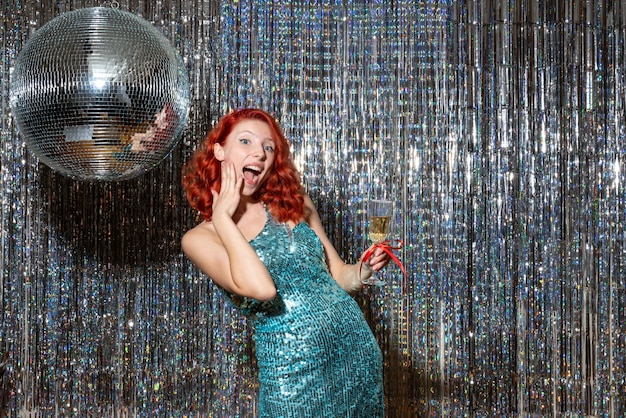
[301,193,326,235]
[302,193,317,223]
[300,192,345,274]
[181,221,220,254]
[181,221,230,281]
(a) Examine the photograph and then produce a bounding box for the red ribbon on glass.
[359,239,407,277]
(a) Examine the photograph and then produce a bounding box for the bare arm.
[181,218,276,301]
[303,194,389,293]
[181,160,276,301]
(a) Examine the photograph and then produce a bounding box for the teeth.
[244,165,261,173]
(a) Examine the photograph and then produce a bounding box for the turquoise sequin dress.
[227,211,384,417]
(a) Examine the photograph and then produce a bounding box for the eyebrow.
[237,129,273,139]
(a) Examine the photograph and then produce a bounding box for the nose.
[253,144,267,160]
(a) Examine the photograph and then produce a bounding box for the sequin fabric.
[227,211,384,417]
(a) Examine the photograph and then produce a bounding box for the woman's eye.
[264,145,274,152]
[239,138,250,144]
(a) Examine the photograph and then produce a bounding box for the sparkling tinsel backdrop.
[1,0,625,416]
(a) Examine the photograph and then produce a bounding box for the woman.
[182,108,389,417]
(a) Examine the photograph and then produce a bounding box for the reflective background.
[1,0,625,416]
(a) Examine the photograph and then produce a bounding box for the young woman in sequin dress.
[181,108,389,417]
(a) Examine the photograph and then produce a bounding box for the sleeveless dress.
[226,211,384,417]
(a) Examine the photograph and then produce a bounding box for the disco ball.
[9,7,190,181]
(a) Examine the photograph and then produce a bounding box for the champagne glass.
[362,199,393,285]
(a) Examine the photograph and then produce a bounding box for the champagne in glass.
[363,199,393,285]
[369,215,391,243]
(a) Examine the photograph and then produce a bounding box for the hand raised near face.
[211,159,243,220]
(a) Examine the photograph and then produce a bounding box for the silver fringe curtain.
[1,0,625,416]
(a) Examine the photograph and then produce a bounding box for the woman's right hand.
[211,159,243,220]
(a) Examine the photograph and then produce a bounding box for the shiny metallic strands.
[1,0,626,416]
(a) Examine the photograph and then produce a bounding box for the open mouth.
[243,165,262,184]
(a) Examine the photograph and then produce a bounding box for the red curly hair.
[183,108,305,224]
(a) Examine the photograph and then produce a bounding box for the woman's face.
[214,119,276,195]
